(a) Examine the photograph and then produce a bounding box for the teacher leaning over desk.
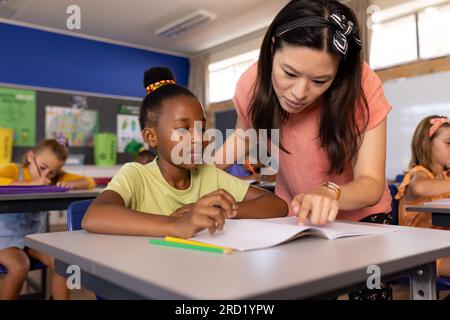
[215,0,393,228]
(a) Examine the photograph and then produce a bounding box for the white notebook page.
[190,216,396,251]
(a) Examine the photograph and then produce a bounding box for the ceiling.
[0,0,289,56]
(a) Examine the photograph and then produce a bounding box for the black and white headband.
[274,13,361,56]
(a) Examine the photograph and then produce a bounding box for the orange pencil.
[245,159,257,176]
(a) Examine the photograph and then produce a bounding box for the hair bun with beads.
[143,67,176,94]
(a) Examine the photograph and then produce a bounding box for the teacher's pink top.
[233,62,392,221]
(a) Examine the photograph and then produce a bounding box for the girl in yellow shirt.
[83,67,288,239]
[0,139,95,300]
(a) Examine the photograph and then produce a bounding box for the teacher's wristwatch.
[321,181,341,201]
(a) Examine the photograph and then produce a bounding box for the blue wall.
[0,22,190,98]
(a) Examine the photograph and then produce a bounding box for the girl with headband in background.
[396,115,450,278]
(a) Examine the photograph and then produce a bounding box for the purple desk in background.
[0,186,70,194]
[0,187,102,214]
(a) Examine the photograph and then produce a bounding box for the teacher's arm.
[215,116,252,170]
[338,118,387,209]
[293,119,387,225]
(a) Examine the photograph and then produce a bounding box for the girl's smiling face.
[144,95,207,169]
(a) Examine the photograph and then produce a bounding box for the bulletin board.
[1,85,143,164]
[0,87,36,147]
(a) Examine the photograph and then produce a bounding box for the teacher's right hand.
[291,187,339,225]
[171,189,238,238]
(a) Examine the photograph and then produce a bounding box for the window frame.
[370,1,450,70]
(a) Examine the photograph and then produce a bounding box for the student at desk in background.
[226,163,252,179]
[226,161,277,183]
[395,115,450,277]
[0,138,96,300]
[83,67,287,239]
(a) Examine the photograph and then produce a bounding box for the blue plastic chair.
[67,199,93,232]
[0,259,46,274]
[389,183,450,299]
[66,199,105,300]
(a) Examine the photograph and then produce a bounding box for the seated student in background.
[135,148,156,165]
[395,115,450,277]
[83,67,288,239]
[226,161,277,183]
[226,163,252,178]
[0,138,96,300]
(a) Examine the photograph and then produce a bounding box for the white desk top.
[63,165,122,178]
[25,224,450,299]
[406,204,450,214]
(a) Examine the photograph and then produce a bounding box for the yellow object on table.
[0,128,13,165]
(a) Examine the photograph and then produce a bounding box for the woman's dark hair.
[140,67,196,128]
[250,0,369,174]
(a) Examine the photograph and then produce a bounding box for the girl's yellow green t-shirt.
[103,160,250,216]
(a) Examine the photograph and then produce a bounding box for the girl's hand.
[28,177,52,186]
[56,181,76,189]
[172,189,238,238]
[291,187,339,225]
[171,203,195,217]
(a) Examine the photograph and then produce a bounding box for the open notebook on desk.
[190,216,397,251]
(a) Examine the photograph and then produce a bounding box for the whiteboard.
[384,70,450,180]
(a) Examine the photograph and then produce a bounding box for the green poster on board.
[0,87,36,147]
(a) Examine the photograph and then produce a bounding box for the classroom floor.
[1,221,449,300]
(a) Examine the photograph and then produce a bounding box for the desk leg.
[410,262,437,300]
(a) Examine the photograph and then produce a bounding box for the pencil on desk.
[149,239,233,254]
[165,236,234,253]
[32,157,42,177]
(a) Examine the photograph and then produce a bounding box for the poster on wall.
[45,106,98,147]
[0,87,36,146]
[117,105,144,153]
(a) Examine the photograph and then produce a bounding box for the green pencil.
[149,239,227,254]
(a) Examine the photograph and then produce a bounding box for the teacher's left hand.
[291,187,339,225]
